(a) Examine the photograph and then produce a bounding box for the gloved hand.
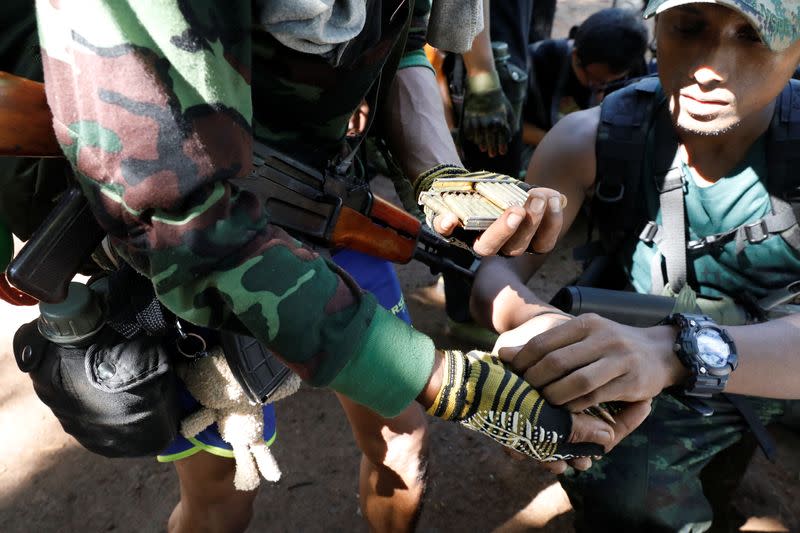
[461,71,515,157]
[427,350,605,461]
[414,164,567,257]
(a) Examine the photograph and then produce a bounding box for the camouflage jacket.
[35,0,435,417]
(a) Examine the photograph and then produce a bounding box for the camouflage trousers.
[560,393,799,533]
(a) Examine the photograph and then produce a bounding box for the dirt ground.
[1,2,799,532]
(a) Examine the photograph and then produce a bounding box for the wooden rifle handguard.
[0,71,61,157]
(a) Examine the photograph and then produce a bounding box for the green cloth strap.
[328,305,435,417]
[398,49,435,74]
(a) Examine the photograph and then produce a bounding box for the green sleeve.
[35,0,434,417]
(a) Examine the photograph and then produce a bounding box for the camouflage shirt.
[34,0,435,417]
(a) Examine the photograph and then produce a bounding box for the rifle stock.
[0,71,61,157]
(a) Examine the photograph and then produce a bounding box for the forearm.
[383,66,462,181]
[720,315,800,398]
[470,256,564,333]
[522,122,548,146]
[38,1,437,419]
[416,349,444,408]
[650,314,800,399]
[461,0,494,77]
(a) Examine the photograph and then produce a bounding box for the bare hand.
[431,187,566,257]
[543,399,652,474]
[492,313,571,355]
[498,314,686,412]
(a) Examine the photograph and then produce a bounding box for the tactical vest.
[591,76,800,312]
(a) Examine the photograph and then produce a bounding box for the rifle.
[0,72,479,306]
[1,72,103,304]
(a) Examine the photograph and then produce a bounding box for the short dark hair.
[573,8,648,74]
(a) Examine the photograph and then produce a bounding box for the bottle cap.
[491,41,510,63]
[38,282,105,345]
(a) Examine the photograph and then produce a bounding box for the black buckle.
[743,219,770,244]
[595,181,625,202]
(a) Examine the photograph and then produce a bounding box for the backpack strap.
[765,78,800,253]
[649,109,684,293]
[592,75,662,238]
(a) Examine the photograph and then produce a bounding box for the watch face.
[695,328,731,368]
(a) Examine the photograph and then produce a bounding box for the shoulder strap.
[650,109,683,293]
[592,75,662,236]
[765,78,800,253]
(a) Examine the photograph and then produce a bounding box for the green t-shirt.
[628,135,800,300]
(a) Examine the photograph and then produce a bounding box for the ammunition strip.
[420,178,530,230]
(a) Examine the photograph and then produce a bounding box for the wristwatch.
[663,313,738,398]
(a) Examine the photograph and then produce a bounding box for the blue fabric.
[158,384,277,461]
[332,248,411,324]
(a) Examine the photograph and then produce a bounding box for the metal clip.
[743,219,770,244]
[175,320,208,359]
[638,221,659,244]
[687,233,722,251]
[595,181,625,203]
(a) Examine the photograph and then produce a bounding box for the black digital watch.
[663,313,738,398]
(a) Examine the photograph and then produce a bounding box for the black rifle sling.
[335,0,412,174]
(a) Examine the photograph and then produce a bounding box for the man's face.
[656,4,800,136]
[572,55,629,91]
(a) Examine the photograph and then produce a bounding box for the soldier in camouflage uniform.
[471,0,800,531]
[29,1,638,532]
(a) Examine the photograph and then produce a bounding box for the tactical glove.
[414,164,528,232]
[428,350,604,461]
[461,71,515,156]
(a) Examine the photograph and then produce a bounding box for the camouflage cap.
[644,0,800,51]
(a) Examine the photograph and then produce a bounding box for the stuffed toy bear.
[178,347,301,490]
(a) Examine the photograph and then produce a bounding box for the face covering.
[258,0,484,63]
[256,0,368,65]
